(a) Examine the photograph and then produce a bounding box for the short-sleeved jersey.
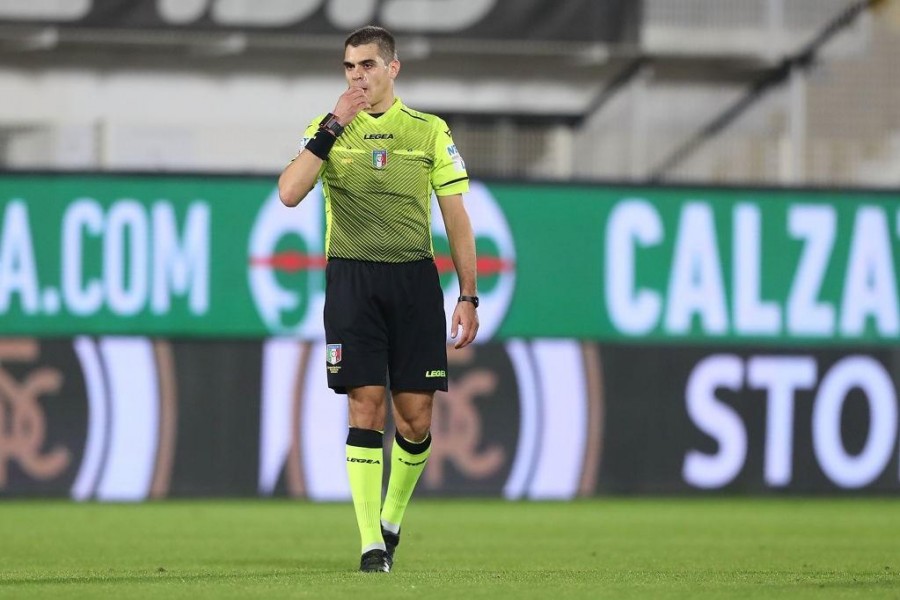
[300,98,468,263]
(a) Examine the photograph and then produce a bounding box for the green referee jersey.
[300,98,469,263]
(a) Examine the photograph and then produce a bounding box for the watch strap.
[318,113,345,138]
[458,295,479,308]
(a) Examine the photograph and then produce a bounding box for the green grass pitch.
[0,498,898,598]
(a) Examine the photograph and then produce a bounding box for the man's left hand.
[450,301,479,349]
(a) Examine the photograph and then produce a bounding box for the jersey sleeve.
[299,119,320,150]
[292,116,322,156]
[431,119,469,196]
[289,115,328,179]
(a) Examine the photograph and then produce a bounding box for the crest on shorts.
[326,344,342,365]
[372,149,388,169]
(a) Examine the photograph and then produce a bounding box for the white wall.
[0,63,594,172]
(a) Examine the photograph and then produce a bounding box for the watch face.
[320,115,343,137]
[325,120,342,135]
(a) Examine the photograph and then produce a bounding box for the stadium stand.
[0,0,896,186]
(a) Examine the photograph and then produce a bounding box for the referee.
[278,25,479,573]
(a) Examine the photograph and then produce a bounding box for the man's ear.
[389,59,401,79]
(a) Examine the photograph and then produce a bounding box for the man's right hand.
[332,86,370,126]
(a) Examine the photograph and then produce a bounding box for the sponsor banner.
[3,337,898,498]
[598,346,900,493]
[0,337,261,499]
[2,175,899,345]
[0,0,639,43]
[488,185,900,345]
[0,176,518,339]
[0,337,600,500]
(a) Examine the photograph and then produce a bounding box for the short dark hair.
[344,26,397,64]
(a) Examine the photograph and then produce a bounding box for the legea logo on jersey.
[431,181,516,340]
[247,186,327,337]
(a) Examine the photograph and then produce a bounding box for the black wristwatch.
[458,295,479,308]
[318,113,345,138]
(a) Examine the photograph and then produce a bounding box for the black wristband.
[304,130,337,160]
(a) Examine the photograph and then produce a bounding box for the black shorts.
[324,258,448,394]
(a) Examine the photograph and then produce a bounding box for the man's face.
[343,43,399,109]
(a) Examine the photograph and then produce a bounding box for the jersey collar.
[358,97,403,122]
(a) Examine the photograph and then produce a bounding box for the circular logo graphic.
[430,181,516,341]
[0,339,84,497]
[247,186,326,337]
[259,338,604,500]
[249,182,516,341]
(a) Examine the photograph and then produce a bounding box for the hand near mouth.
[332,85,370,125]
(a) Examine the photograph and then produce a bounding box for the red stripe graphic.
[251,253,514,274]
[249,253,327,271]
[434,256,515,275]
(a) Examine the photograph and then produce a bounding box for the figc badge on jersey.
[326,344,342,365]
[372,149,388,169]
